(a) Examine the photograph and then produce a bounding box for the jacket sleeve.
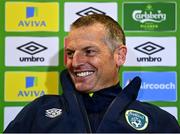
[133,101,180,132]
[157,111,180,132]
[3,97,41,133]
[167,116,180,132]
[147,102,180,132]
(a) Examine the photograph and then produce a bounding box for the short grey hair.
[70,14,126,51]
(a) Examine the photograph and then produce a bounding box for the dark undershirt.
[81,83,122,132]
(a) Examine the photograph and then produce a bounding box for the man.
[4,14,180,133]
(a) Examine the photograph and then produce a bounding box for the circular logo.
[125,110,148,130]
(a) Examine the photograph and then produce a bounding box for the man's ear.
[114,45,127,67]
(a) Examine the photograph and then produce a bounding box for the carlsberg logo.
[132,10,166,23]
[123,2,175,31]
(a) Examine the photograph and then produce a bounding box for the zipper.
[73,93,92,133]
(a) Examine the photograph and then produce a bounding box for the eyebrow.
[65,48,75,52]
[82,46,98,51]
[65,45,98,51]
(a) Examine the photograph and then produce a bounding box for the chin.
[75,84,93,93]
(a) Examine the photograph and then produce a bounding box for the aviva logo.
[5,72,59,102]
[26,76,38,88]
[5,2,59,31]
[26,7,38,18]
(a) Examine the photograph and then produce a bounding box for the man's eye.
[66,51,74,58]
[85,49,96,56]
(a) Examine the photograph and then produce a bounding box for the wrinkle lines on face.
[66,23,120,93]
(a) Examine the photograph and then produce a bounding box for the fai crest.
[125,110,148,130]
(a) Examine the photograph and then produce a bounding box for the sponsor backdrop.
[0,0,179,131]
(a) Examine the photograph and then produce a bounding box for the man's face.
[65,23,120,93]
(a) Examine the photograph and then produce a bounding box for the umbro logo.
[134,41,164,55]
[45,108,62,118]
[76,7,106,16]
[17,41,47,55]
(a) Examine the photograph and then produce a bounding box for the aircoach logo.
[5,72,59,102]
[17,41,47,62]
[5,2,59,31]
[5,37,59,66]
[124,37,176,66]
[123,2,176,31]
[76,7,105,16]
[122,72,177,101]
[64,2,117,31]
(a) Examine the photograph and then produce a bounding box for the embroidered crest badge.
[45,108,62,118]
[125,110,148,130]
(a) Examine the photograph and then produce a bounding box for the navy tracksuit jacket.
[4,70,180,133]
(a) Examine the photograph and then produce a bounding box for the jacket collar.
[60,69,142,132]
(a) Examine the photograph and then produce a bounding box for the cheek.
[65,59,72,69]
[97,54,114,66]
[91,55,112,69]
[90,58,102,68]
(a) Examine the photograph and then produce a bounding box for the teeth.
[76,71,93,77]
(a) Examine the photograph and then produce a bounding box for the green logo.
[123,2,176,31]
[125,110,148,130]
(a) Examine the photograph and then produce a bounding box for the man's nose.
[72,52,86,67]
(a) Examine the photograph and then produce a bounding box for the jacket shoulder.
[19,95,65,117]
[4,95,64,133]
[128,100,180,132]
[33,95,64,105]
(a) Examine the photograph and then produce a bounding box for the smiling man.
[65,22,126,92]
[4,14,180,133]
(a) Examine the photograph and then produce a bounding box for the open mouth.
[75,71,94,77]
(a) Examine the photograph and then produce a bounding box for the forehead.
[68,24,106,40]
[65,24,106,49]
[65,24,110,51]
